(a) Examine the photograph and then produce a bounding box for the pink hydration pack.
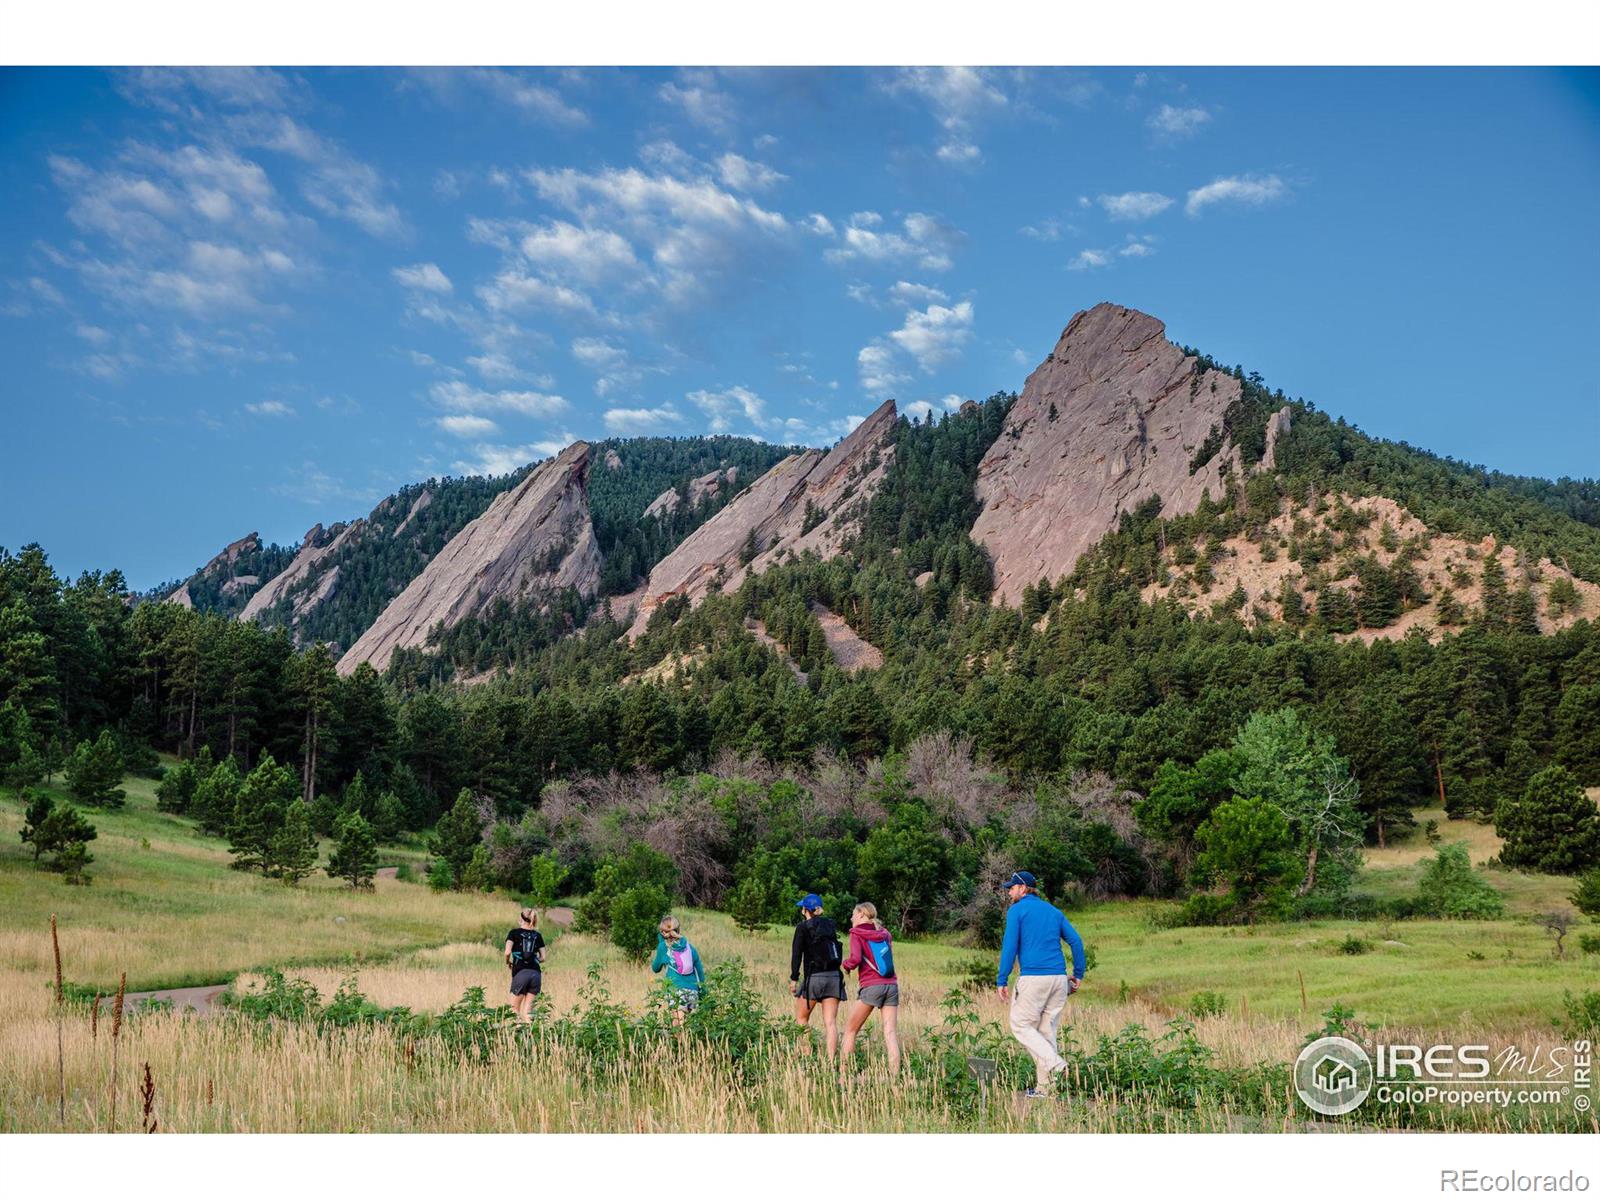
[669,940,696,978]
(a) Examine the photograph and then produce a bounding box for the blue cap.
[796,893,823,911]
[1003,871,1037,889]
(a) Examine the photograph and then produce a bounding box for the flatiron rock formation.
[624,400,897,638]
[338,442,602,674]
[971,303,1287,606]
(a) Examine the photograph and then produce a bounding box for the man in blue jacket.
[995,870,1087,1097]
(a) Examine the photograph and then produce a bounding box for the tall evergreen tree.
[327,812,378,890]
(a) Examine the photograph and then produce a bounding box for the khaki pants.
[1009,974,1070,1090]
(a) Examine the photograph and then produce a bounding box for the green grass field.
[2,769,1595,1132]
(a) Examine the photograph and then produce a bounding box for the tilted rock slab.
[972,302,1276,607]
[339,442,601,674]
[643,466,739,520]
[625,400,897,638]
[165,532,261,605]
[238,521,357,623]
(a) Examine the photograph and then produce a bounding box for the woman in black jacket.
[789,893,844,1061]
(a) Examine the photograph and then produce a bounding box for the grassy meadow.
[1,771,1595,1133]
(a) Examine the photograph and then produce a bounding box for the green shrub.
[1338,934,1373,956]
[1188,990,1227,1019]
[1576,934,1600,957]
[1557,990,1600,1040]
[526,853,568,907]
[608,883,671,961]
[393,863,417,883]
[1176,893,1239,927]
[1412,843,1505,919]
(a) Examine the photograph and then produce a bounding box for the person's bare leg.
[821,997,840,1062]
[840,1000,873,1065]
[881,1003,900,1074]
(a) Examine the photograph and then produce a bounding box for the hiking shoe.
[1023,1087,1047,1100]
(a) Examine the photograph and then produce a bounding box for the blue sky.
[2,66,1597,590]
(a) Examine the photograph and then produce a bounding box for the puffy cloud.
[409,68,588,127]
[467,353,523,382]
[393,262,453,293]
[857,342,908,397]
[451,439,574,477]
[1185,173,1288,216]
[429,378,569,418]
[478,270,597,316]
[825,211,964,272]
[715,153,787,193]
[603,404,682,434]
[689,385,769,433]
[516,220,642,285]
[1097,191,1174,221]
[1020,218,1063,242]
[1119,236,1157,258]
[1068,248,1112,271]
[888,300,974,370]
[1149,104,1212,139]
[936,141,981,165]
[802,213,835,236]
[437,414,500,438]
[887,281,948,307]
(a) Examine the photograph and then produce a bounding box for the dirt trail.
[118,907,575,1016]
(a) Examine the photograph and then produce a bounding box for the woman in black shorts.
[504,908,546,1023]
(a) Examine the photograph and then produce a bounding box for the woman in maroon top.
[840,901,901,1074]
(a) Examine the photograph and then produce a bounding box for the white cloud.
[689,385,770,434]
[1020,218,1062,242]
[603,404,682,434]
[452,439,573,477]
[941,394,967,410]
[437,414,500,438]
[886,67,1008,165]
[526,162,789,305]
[1120,236,1157,258]
[478,270,598,316]
[238,114,406,240]
[904,400,939,420]
[1097,191,1174,221]
[659,71,736,134]
[429,378,569,418]
[1185,173,1289,216]
[888,300,974,370]
[517,220,642,285]
[857,342,909,397]
[803,213,835,237]
[888,280,948,307]
[467,352,524,382]
[245,399,294,417]
[75,323,111,343]
[450,68,588,127]
[1069,248,1112,271]
[1149,104,1212,139]
[393,262,453,293]
[825,212,964,272]
[715,153,787,193]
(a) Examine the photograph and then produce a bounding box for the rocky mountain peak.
[970,302,1283,606]
[338,441,601,674]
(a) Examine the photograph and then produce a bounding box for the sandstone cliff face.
[642,466,738,520]
[338,442,601,674]
[624,401,897,638]
[165,532,262,606]
[972,303,1272,606]
[238,521,359,624]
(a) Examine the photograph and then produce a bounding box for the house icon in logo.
[1294,1036,1374,1116]
[1312,1054,1358,1094]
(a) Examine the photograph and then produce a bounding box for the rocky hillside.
[971,303,1290,606]
[338,442,602,674]
[622,399,898,637]
[160,532,295,616]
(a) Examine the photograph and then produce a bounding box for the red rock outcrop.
[624,401,897,638]
[338,442,602,674]
[971,303,1279,606]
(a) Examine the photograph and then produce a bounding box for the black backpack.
[800,917,841,975]
[511,929,541,970]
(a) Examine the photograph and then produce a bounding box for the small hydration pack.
[511,930,540,970]
[866,936,895,980]
[669,940,696,978]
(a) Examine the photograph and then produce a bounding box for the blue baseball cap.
[1002,871,1037,889]
[796,893,823,911]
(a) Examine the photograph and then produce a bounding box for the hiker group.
[503,868,1087,1096]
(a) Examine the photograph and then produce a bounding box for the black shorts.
[510,968,542,996]
[799,971,845,1002]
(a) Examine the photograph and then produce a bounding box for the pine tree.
[1553,683,1600,785]
[65,729,125,809]
[1495,766,1600,874]
[19,789,54,862]
[228,752,295,874]
[327,812,378,890]
[371,790,404,843]
[193,757,242,837]
[430,788,484,886]
[460,845,493,893]
[0,699,44,796]
[271,798,319,885]
[284,643,338,804]
[41,804,97,884]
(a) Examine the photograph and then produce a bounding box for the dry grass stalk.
[50,914,64,1125]
[140,1062,158,1133]
[109,971,125,1132]
[91,994,101,1041]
